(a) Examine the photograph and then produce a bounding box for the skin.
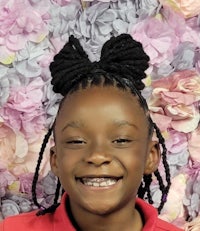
[50,86,160,231]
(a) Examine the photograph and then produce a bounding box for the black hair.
[32,34,171,216]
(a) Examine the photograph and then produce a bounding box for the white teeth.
[81,177,118,187]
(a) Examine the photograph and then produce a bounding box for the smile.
[77,177,122,187]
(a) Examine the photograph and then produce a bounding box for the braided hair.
[32,34,171,216]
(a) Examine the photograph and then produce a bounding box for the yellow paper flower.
[0,46,15,65]
[159,0,200,18]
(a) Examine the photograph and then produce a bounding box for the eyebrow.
[61,120,138,132]
[113,120,138,129]
[61,121,84,132]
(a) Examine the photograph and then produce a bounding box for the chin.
[83,201,119,216]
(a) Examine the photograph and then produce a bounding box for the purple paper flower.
[18,173,43,198]
[171,42,196,71]
[74,2,117,61]
[1,199,20,218]
[41,171,57,195]
[136,0,160,18]
[48,0,81,53]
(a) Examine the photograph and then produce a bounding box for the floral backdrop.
[0,0,200,229]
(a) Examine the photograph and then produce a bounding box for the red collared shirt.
[0,193,183,231]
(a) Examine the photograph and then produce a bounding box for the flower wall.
[0,0,200,229]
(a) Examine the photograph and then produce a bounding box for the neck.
[67,198,143,231]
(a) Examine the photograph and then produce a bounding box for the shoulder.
[0,194,76,231]
[0,210,54,231]
[135,198,184,231]
[156,218,184,231]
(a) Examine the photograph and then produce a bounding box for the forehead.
[55,86,149,132]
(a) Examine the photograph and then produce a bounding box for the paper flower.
[0,164,16,197]
[185,216,200,231]
[48,0,81,53]
[135,0,160,18]
[0,119,29,167]
[18,173,43,199]
[149,70,200,134]
[0,77,46,140]
[0,0,49,65]
[52,0,72,6]
[130,14,180,67]
[74,2,117,61]
[165,129,188,153]
[42,79,63,128]
[183,160,200,219]
[188,127,200,162]
[181,17,200,48]
[171,42,196,71]
[167,149,189,177]
[158,0,200,18]
[1,200,20,218]
[159,174,187,228]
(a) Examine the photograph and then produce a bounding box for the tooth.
[100,181,107,187]
[81,177,118,187]
[93,182,100,187]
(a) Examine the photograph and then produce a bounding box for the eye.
[112,138,132,144]
[66,139,86,145]
[65,139,86,149]
[66,140,86,144]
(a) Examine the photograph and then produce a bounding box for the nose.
[84,143,112,166]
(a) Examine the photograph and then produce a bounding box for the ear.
[144,141,161,175]
[50,146,59,177]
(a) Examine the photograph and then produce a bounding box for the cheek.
[55,148,83,178]
[119,146,148,174]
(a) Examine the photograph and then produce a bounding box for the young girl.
[0,34,183,231]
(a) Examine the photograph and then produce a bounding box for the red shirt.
[0,193,183,231]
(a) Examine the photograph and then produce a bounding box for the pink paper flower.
[0,0,49,64]
[52,0,72,6]
[130,14,180,67]
[159,174,187,228]
[0,77,46,140]
[188,127,200,162]
[149,70,200,133]
[165,129,188,153]
[0,164,16,197]
[183,160,200,219]
[0,117,32,175]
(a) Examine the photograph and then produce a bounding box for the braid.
[153,122,171,213]
[144,174,153,205]
[138,175,153,204]
[32,127,53,208]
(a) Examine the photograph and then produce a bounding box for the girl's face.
[51,86,159,216]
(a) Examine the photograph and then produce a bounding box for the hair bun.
[50,34,150,95]
[99,34,150,90]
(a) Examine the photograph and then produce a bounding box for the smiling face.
[50,86,160,218]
